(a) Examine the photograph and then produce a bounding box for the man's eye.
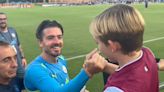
[47,36,54,40]
[58,36,63,39]
[3,58,10,63]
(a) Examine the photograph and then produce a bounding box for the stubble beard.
[45,48,61,58]
[0,23,7,30]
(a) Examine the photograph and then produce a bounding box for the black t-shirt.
[0,79,21,92]
[0,27,24,78]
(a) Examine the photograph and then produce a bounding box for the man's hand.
[158,59,164,71]
[22,58,27,68]
[83,48,107,78]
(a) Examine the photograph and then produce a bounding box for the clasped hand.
[83,48,107,78]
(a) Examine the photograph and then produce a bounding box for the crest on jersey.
[144,66,148,72]
[62,66,67,73]
[11,33,16,38]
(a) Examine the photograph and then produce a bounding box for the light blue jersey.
[24,55,89,92]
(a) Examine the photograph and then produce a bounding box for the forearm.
[19,45,25,58]
[26,65,89,92]
[103,62,119,74]
[158,59,164,71]
[38,69,89,92]
[57,70,88,92]
[19,45,27,67]
[62,69,89,92]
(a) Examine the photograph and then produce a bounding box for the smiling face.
[0,45,17,81]
[39,27,63,58]
[0,14,7,30]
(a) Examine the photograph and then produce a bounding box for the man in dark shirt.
[0,12,27,90]
[0,40,22,92]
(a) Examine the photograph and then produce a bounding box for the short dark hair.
[36,20,64,40]
[0,12,6,15]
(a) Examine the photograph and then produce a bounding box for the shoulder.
[24,60,50,89]
[25,63,43,79]
[8,27,17,38]
[24,63,43,91]
[25,57,46,77]
[142,47,155,57]
[141,47,156,65]
[8,27,16,32]
[26,57,44,71]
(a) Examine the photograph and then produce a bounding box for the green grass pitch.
[0,3,164,92]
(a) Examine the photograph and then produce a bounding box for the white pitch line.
[67,54,86,60]
[66,36,164,61]
[143,37,164,43]
[159,82,164,90]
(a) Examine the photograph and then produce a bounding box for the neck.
[41,52,58,64]
[117,50,142,67]
[0,78,11,85]
[0,27,7,32]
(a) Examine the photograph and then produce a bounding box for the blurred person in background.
[0,12,27,90]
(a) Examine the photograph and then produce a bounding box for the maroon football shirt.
[104,47,159,92]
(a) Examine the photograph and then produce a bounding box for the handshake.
[83,48,108,78]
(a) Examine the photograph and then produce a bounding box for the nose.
[52,37,61,44]
[11,57,18,68]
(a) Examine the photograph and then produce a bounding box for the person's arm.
[103,59,119,85]
[157,59,164,71]
[103,62,118,74]
[15,30,27,68]
[84,48,118,76]
[19,45,27,68]
[24,65,89,92]
[83,48,108,78]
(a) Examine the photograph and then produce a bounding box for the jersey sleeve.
[24,64,89,92]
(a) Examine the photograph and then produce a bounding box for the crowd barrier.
[0,3,34,8]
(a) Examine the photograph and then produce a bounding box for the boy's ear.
[108,40,121,52]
